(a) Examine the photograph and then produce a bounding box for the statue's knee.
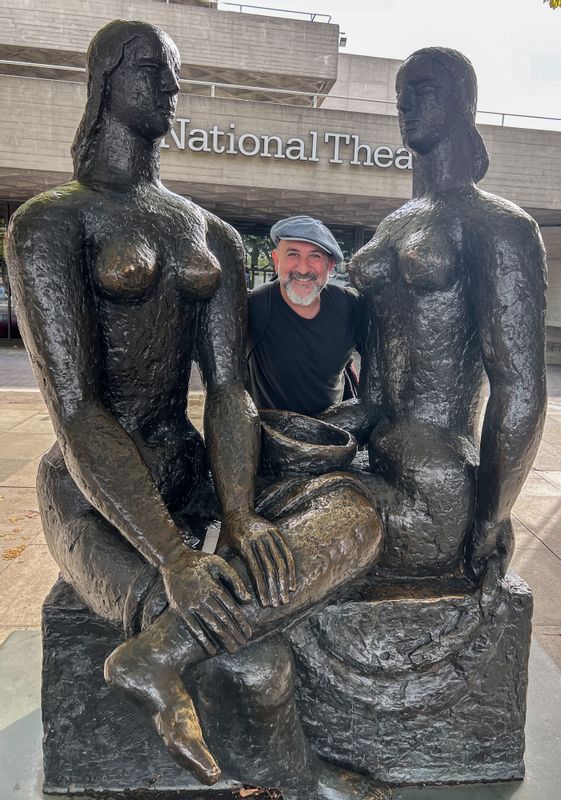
[220,639,295,710]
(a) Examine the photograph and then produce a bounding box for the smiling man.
[247,215,365,416]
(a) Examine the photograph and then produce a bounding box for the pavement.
[1,340,561,797]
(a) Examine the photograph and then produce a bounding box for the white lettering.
[261,135,285,159]
[285,138,307,161]
[350,135,374,166]
[169,117,190,150]
[188,128,211,152]
[308,130,319,163]
[226,123,237,154]
[209,124,226,154]
[373,145,393,168]
[324,132,351,164]
[238,133,261,156]
[161,119,411,171]
[395,147,413,170]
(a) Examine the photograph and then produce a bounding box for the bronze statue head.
[396,46,489,183]
[72,20,180,180]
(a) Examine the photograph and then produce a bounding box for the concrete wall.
[2,73,561,216]
[0,0,339,89]
[543,226,561,331]
[323,53,401,115]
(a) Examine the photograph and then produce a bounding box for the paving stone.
[512,495,561,559]
[0,544,59,627]
[11,412,54,435]
[512,517,544,550]
[515,469,561,497]
[511,547,561,626]
[532,438,561,471]
[0,407,38,432]
[0,431,55,462]
[0,458,29,482]
[540,416,561,447]
[0,457,41,489]
[534,628,561,669]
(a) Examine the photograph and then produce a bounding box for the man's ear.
[272,249,279,273]
[328,257,336,273]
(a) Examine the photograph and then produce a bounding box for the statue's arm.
[467,209,547,579]
[320,293,383,443]
[197,215,296,606]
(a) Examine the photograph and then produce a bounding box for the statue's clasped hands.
[219,509,297,609]
[160,545,253,657]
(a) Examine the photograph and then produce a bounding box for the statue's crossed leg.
[105,472,390,799]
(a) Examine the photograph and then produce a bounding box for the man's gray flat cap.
[270,216,344,265]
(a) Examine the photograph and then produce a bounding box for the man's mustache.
[288,271,317,281]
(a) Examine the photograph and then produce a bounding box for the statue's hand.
[161,548,252,656]
[219,511,297,608]
[466,517,514,582]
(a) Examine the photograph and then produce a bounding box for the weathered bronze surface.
[7,19,390,800]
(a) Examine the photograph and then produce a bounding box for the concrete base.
[289,571,533,785]
[41,572,532,795]
[41,579,241,798]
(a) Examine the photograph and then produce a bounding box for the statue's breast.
[173,238,221,302]
[397,226,458,292]
[93,236,159,302]
[91,234,221,304]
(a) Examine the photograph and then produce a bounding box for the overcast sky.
[230,0,561,124]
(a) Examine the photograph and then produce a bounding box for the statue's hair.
[72,20,169,181]
[397,46,489,183]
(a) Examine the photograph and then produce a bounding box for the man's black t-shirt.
[247,281,364,416]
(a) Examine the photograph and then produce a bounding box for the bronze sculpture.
[7,19,391,800]
[325,46,547,581]
[298,46,545,784]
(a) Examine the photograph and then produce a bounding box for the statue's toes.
[155,702,221,785]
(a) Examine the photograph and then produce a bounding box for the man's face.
[273,240,335,308]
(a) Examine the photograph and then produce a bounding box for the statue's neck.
[87,116,160,190]
[412,132,474,197]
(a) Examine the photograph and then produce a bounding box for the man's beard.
[282,271,327,307]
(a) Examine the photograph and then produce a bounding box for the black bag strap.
[247,282,273,358]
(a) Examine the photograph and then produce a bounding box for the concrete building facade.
[1,0,561,358]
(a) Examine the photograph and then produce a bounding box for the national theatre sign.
[161,119,412,170]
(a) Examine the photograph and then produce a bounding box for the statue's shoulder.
[467,188,541,242]
[201,208,246,264]
[9,181,90,236]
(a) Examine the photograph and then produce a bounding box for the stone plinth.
[288,570,533,786]
[42,572,532,795]
[41,578,240,798]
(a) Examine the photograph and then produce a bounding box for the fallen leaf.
[8,516,23,523]
[2,545,27,560]
[238,790,260,798]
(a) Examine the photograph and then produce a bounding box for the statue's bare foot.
[154,699,221,785]
[104,641,220,785]
[284,760,392,800]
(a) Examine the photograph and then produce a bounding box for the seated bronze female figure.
[7,20,390,800]
[326,47,546,582]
